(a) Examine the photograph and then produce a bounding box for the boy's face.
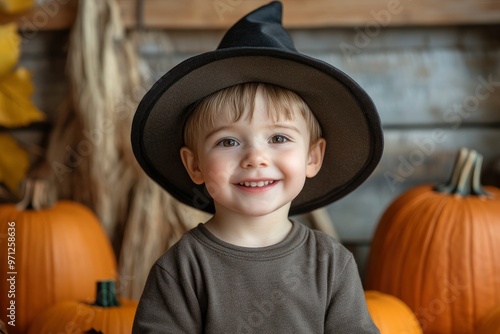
[180,91,325,218]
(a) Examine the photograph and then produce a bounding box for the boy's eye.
[270,135,288,144]
[218,138,239,147]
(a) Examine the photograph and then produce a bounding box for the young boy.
[131,2,383,333]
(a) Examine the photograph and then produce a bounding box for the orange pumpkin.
[365,148,500,334]
[0,319,7,334]
[475,305,500,334]
[0,180,117,334]
[365,290,423,334]
[28,280,138,334]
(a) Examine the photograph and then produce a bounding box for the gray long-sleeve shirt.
[132,221,379,333]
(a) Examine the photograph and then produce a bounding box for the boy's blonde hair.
[183,82,323,150]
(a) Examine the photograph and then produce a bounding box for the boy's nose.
[240,147,269,168]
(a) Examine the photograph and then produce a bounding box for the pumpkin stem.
[471,154,490,196]
[15,179,57,211]
[434,147,469,194]
[455,150,476,196]
[16,158,58,210]
[94,279,121,307]
[434,148,490,197]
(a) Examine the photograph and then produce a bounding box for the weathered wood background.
[4,0,500,28]
[14,2,500,279]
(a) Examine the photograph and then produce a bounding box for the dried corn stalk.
[45,0,208,299]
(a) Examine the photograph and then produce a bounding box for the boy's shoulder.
[305,225,354,262]
[156,224,203,261]
[149,224,205,281]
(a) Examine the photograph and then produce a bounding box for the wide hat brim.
[131,1,383,215]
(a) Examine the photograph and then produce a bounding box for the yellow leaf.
[0,0,35,14]
[0,23,20,76]
[0,133,29,194]
[0,66,45,127]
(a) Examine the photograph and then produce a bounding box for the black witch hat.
[131,1,383,215]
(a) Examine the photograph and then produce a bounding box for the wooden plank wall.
[18,24,500,279]
[3,0,500,28]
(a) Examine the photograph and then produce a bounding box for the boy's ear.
[180,147,205,185]
[306,138,326,178]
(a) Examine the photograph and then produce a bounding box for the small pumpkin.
[365,148,500,333]
[28,280,138,334]
[475,305,500,334]
[0,179,117,334]
[365,290,423,334]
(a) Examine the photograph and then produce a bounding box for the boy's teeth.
[239,180,274,187]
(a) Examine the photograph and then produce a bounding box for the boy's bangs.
[183,83,321,149]
[260,84,302,123]
[207,83,302,126]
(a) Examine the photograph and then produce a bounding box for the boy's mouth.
[238,180,275,188]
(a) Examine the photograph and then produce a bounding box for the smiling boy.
[131,2,383,333]
[180,83,325,247]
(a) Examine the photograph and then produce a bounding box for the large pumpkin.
[0,180,117,334]
[365,290,423,333]
[475,305,500,334]
[28,280,138,334]
[365,148,500,333]
[0,319,6,334]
